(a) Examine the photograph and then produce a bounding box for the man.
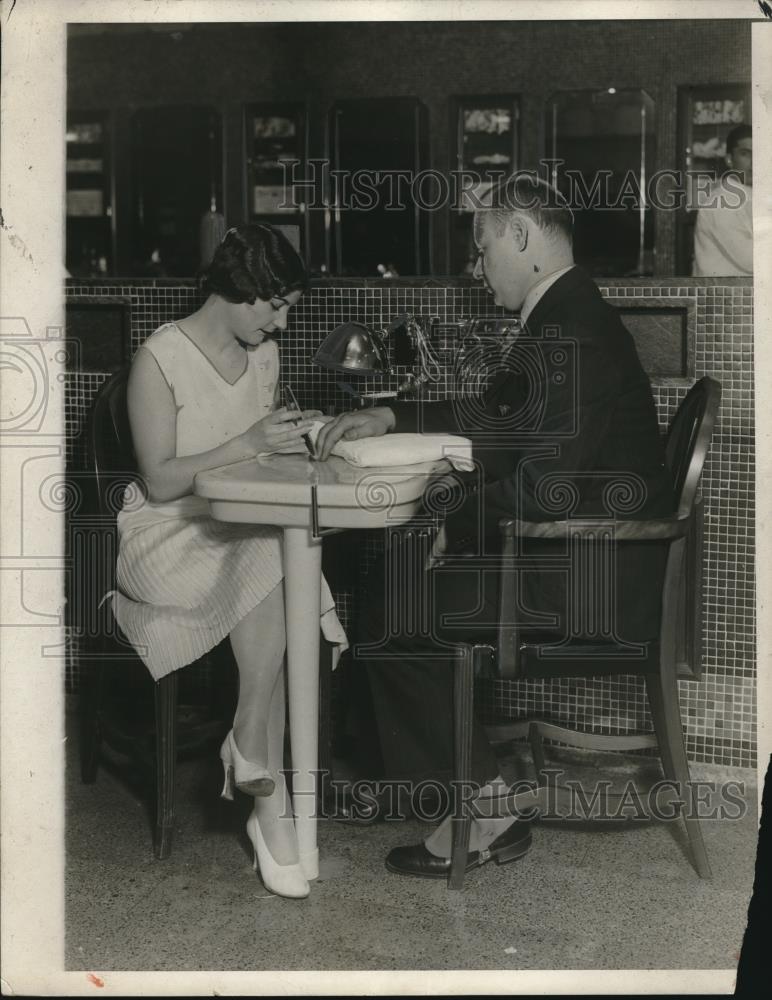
[316,175,674,879]
[693,123,752,276]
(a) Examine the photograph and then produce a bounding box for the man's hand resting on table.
[314,407,396,461]
[426,523,448,571]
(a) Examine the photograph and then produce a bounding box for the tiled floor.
[65,703,757,972]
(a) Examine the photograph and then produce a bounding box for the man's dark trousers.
[351,530,505,789]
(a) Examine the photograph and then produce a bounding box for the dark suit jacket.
[389,267,674,642]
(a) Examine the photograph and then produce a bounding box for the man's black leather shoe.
[385,821,532,879]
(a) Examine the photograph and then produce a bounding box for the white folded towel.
[308,422,474,471]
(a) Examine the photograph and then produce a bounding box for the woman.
[110,224,345,899]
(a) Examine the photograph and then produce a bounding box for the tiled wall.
[65,276,755,767]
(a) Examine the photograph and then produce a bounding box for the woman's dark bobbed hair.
[199,224,308,304]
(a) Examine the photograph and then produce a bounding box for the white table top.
[195,453,449,509]
[195,454,452,529]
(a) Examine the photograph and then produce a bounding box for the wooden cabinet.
[676,84,751,275]
[66,111,115,276]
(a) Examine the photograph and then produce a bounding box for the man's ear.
[507,213,528,253]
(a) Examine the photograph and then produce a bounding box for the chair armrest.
[499,515,691,542]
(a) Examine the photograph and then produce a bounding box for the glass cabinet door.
[546,89,656,277]
[328,97,430,277]
[244,102,308,260]
[131,106,223,277]
[66,111,115,277]
[449,95,520,275]
[676,84,751,275]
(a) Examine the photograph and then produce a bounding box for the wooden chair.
[78,367,234,858]
[449,377,722,889]
[78,367,336,856]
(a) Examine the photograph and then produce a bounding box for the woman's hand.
[314,407,396,461]
[273,413,335,454]
[242,407,320,456]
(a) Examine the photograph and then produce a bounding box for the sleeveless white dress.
[109,322,347,680]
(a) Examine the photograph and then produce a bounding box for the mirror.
[449,95,520,275]
[675,84,751,274]
[131,106,223,277]
[546,89,656,276]
[329,98,430,276]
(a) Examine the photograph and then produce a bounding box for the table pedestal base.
[283,525,322,881]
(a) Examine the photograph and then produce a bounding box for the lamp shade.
[313,322,389,375]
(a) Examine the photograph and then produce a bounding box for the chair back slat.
[665,378,722,517]
[85,367,142,517]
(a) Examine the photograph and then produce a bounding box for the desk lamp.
[313,316,441,407]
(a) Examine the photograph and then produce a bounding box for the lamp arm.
[409,316,442,384]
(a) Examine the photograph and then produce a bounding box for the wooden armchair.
[449,377,721,889]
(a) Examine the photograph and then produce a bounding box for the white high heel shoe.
[220,730,275,800]
[299,851,319,882]
[246,811,310,899]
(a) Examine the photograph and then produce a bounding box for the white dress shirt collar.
[520,265,575,326]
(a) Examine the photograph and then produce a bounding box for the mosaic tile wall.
[64,276,756,767]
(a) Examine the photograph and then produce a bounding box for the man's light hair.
[475,173,574,245]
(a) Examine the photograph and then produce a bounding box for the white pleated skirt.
[109,501,347,681]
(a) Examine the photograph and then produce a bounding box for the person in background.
[315,176,673,880]
[109,225,345,899]
[693,123,752,276]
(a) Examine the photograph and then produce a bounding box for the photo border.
[1,1,769,995]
